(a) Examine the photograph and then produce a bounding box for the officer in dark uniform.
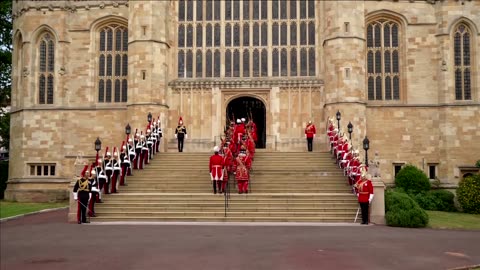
[175,117,188,152]
[73,165,92,224]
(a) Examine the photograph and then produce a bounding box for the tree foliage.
[0,1,12,150]
[0,0,12,107]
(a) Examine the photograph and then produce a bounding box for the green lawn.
[0,200,68,219]
[427,211,480,230]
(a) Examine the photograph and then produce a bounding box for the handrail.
[224,171,230,218]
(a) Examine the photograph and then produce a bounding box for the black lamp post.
[347,122,353,140]
[95,137,102,154]
[363,136,370,167]
[125,123,131,136]
[336,110,341,130]
[147,112,152,123]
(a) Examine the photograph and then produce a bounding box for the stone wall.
[7,0,480,201]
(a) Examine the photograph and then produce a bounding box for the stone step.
[99,202,358,208]
[95,206,358,212]
[117,189,351,193]
[123,180,349,185]
[93,211,356,218]
[91,216,358,223]
[100,197,357,203]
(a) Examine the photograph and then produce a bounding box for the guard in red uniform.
[235,146,252,194]
[354,173,374,225]
[305,121,316,152]
[209,146,224,194]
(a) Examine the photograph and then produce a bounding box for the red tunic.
[305,124,316,138]
[247,139,255,157]
[355,179,374,203]
[235,154,251,181]
[223,149,234,173]
[209,154,224,181]
[234,124,246,143]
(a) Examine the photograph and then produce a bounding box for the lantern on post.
[147,112,153,123]
[363,136,370,167]
[125,123,131,136]
[95,137,102,153]
[347,122,353,140]
[336,110,341,130]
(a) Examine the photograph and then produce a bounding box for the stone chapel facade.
[6,0,480,202]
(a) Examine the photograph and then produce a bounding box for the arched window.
[214,50,220,77]
[225,23,232,47]
[225,49,232,77]
[196,49,202,77]
[290,48,297,76]
[366,19,401,101]
[243,49,250,77]
[233,50,240,77]
[186,50,193,77]
[38,33,55,104]
[454,23,472,100]
[205,50,213,77]
[176,1,316,79]
[98,24,128,103]
[253,49,260,77]
[272,48,279,77]
[272,23,279,46]
[261,49,268,77]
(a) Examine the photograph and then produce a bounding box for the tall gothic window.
[98,24,128,103]
[366,19,400,101]
[38,33,54,104]
[177,0,316,78]
[454,23,472,100]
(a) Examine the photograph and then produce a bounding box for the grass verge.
[426,210,480,230]
[0,200,68,219]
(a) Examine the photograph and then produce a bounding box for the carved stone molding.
[58,67,67,76]
[22,67,29,77]
[12,0,129,19]
[169,78,323,89]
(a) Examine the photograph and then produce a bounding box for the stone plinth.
[371,178,386,225]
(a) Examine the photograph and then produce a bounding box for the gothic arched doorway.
[226,96,266,148]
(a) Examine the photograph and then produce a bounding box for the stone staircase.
[92,151,359,222]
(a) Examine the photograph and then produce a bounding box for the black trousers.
[307,138,313,152]
[177,137,184,152]
[212,180,218,194]
[78,192,89,223]
[360,202,369,224]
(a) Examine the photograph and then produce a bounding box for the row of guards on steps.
[326,116,374,225]
[72,115,163,224]
[209,117,257,195]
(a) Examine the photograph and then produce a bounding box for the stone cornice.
[12,0,129,20]
[168,78,324,89]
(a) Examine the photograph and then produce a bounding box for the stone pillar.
[67,180,78,223]
[371,178,386,225]
[127,1,173,143]
[321,1,367,149]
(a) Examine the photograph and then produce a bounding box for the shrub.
[412,190,456,212]
[476,160,480,168]
[385,190,429,228]
[457,174,480,214]
[395,165,430,194]
[0,161,8,199]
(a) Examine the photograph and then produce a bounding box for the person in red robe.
[235,146,252,194]
[209,146,224,194]
[305,120,316,152]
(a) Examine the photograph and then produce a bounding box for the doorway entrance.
[226,96,266,148]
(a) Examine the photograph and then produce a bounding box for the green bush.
[385,190,429,228]
[476,160,480,168]
[457,174,480,214]
[395,165,431,194]
[412,190,456,212]
[0,161,8,199]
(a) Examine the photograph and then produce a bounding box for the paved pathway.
[1,209,479,270]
